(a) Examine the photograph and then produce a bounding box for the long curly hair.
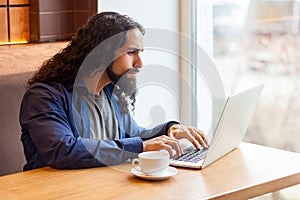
[28,12,145,113]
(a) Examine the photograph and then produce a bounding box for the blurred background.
[211,1,300,198]
[211,0,300,153]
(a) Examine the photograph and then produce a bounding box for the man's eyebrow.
[128,47,144,52]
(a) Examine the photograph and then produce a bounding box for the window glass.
[210,0,300,153]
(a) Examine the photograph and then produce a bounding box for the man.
[20,12,208,171]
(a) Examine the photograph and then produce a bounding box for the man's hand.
[167,124,209,150]
[143,135,182,157]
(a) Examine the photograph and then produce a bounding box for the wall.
[29,0,97,42]
[98,0,180,127]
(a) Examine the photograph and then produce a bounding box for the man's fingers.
[168,124,210,150]
[160,136,182,156]
[160,143,174,157]
[192,129,209,148]
[143,136,182,157]
[181,128,208,149]
[179,132,201,150]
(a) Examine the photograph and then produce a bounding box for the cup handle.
[132,158,140,170]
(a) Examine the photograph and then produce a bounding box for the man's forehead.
[125,29,144,49]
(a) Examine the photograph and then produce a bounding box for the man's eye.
[128,51,135,55]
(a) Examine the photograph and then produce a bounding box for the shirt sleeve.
[121,112,180,141]
[20,84,142,169]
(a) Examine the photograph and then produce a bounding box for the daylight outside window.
[205,0,300,154]
[198,1,300,198]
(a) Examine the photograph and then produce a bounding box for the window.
[201,0,300,153]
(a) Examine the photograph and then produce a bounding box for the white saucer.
[131,166,178,181]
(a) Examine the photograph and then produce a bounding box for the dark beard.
[106,66,138,98]
[106,66,139,114]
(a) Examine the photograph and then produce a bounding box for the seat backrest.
[0,71,33,176]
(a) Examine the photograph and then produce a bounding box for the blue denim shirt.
[20,82,178,170]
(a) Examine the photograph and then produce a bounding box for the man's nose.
[134,54,143,68]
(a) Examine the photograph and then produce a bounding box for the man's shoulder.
[28,82,71,98]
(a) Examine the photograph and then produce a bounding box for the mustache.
[125,67,140,74]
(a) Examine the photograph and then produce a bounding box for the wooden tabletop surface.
[1,142,300,200]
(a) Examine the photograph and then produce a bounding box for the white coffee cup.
[132,151,169,176]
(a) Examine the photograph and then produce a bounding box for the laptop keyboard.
[173,146,208,163]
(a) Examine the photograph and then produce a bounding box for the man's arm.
[20,84,142,169]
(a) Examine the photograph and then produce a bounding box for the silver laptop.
[170,83,264,169]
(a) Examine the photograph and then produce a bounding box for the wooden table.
[1,142,300,200]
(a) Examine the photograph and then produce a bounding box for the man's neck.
[83,71,111,95]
